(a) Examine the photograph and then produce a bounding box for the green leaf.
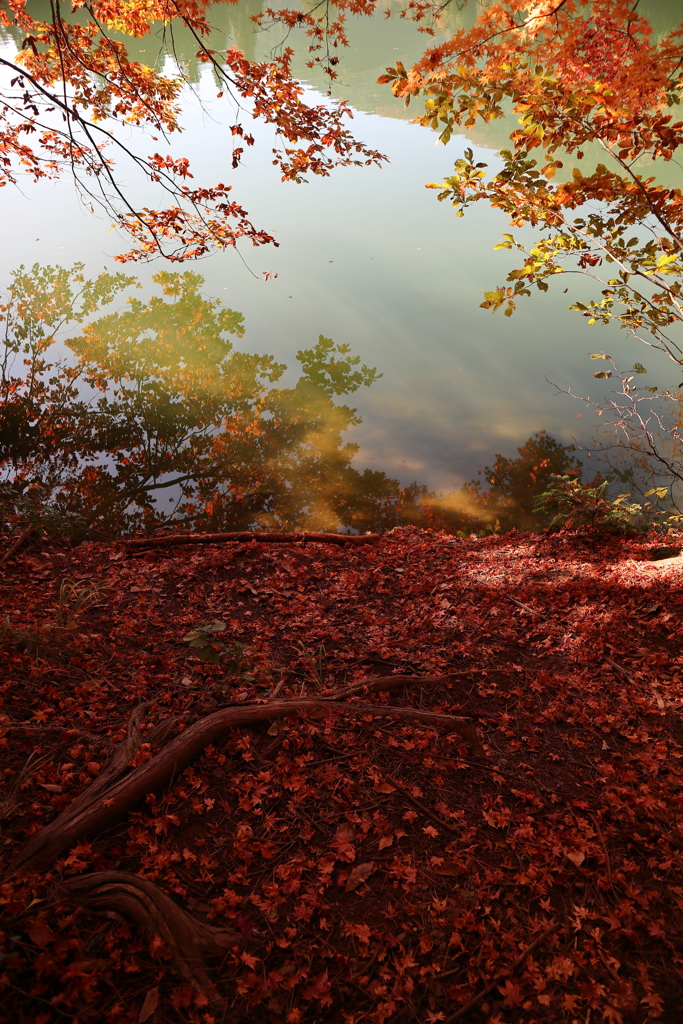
[198,645,221,664]
[202,620,226,634]
[633,363,647,374]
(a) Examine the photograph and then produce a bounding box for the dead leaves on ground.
[1,527,683,1022]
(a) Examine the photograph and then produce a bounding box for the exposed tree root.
[60,871,242,998]
[10,678,481,874]
[121,531,381,549]
[5,674,481,997]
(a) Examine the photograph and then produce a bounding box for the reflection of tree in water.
[0,264,426,537]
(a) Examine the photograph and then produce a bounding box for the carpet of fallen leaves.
[2,526,683,1024]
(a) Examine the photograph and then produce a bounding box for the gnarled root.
[60,871,241,998]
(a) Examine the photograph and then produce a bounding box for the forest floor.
[1,526,683,1024]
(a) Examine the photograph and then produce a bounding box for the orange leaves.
[300,968,332,1004]
[343,921,372,944]
[482,795,513,829]
[498,977,524,1006]
[1,0,387,261]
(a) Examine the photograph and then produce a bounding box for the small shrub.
[0,484,85,543]
[533,475,645,534]
[184,621,255,683]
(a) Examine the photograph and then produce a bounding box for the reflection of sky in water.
[0,0,679,493]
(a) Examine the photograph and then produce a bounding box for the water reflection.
[2,263,603,538]
[1,263,432,536]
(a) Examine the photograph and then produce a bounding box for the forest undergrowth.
[1,526,683,1023]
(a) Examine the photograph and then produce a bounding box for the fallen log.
[121,531,381,549]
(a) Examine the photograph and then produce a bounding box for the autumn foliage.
[0,0,386,261]
[4,5,683,1019]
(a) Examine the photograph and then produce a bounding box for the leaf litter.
[1,525,683,1022]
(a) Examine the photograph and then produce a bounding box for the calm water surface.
[1,1,679,493]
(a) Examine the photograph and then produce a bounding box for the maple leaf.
[602,1005,624,1024]
[330,822,356,861]
[641,990,665,1015]
[301,970,332,1004]
[498,978,524,1007]
[344,923,372,944]
[26,917,55,947]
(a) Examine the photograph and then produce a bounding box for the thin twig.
[506,596,549,620]
[442,922,560,1023]
[594,945,620,984]
[603,656,636,686]
[383,772,460,835]
[590,813,613,889]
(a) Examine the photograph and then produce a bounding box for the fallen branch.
[120,531,381,549]
[0,525,36,567]
[442,922,560,1022]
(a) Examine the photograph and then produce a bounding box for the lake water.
[1,0,679,495]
